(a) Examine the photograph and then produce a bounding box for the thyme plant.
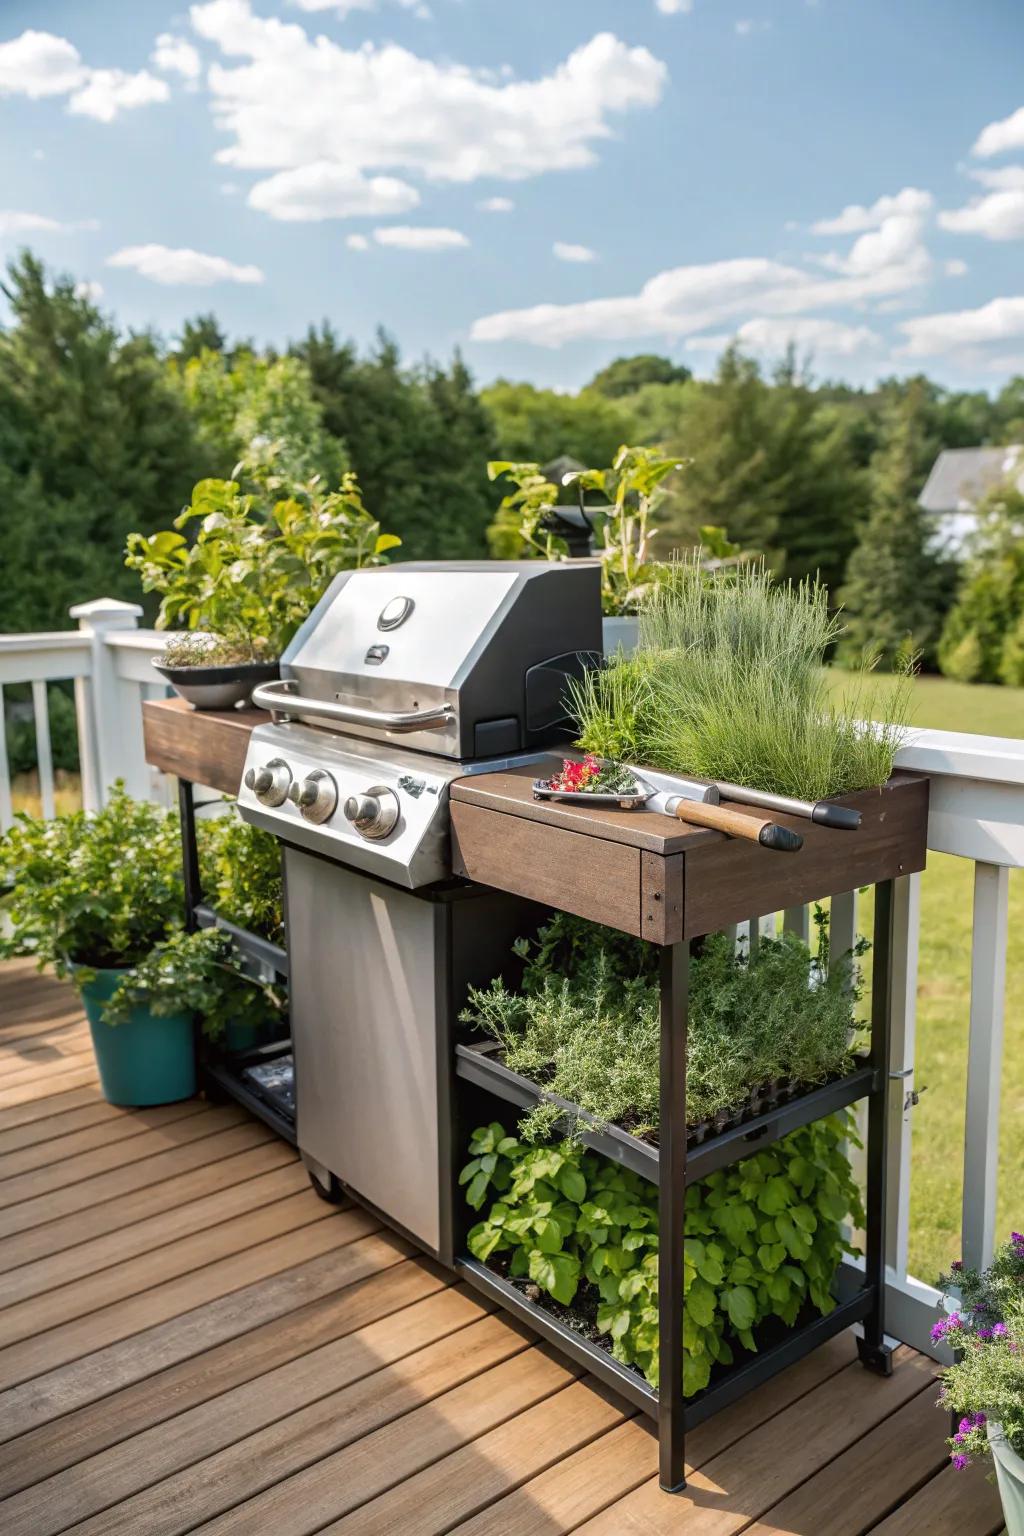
[460,913,860,1140]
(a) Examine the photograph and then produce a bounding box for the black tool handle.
[811,803,862,831]
[757,823,804,853]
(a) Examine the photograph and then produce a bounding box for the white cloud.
[939,189,1024,242]
[372,225,468,250]
[899,296,1024,357]
[0,209,98,236]
[734,18,770,35]
[74,279,103,301]
[478,196,514,213]
[68,69,170,122]
[655,0,693,12]
[248,161,420,221]
[190,2,666,201]
[291,0,431,15]
[471,225,933,349]
[107,243,264,285]
[971,164,1024,191]
[346,233,370,250]
[692,316,881,357]
[554,241,597,263]
[0,30,85,98]
[152,33,202,82]
[810,187,932,236]
[945,258,968,276]
[972,105,1024,159]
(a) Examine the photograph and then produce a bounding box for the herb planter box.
[449,758,929,1492]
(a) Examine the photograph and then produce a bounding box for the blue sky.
[2,0,1024,392]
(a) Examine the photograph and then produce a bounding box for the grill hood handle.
[251,679,455,734]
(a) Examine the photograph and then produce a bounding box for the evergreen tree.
[838,384,955,668]
[0,253,203,631]
[175,313,227,362]
[479,379,634,468]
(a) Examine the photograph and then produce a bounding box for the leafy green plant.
[0,784,185,973]
[197,810,284,944]
[571,556,911,801]
[460,913,861,1141]
[103,927,284,1042]
[462,1115,862,1394]
[126,452,401,659]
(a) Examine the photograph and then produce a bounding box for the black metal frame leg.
[857,878,895,1377]
[178,778,202,933]
[658,939,690,1491]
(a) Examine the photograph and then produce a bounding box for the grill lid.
[267,561,602,760]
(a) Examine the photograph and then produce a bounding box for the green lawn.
[836,669,1024,1283]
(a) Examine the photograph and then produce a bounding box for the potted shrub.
[0,787,283,1102]
[934,1234,1024,1532]
[127,452,400,709]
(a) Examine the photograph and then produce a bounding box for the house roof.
[919,445,1024,514]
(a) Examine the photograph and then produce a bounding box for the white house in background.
[918,444,1024,551]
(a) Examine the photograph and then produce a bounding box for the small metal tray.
[532,779,650,810]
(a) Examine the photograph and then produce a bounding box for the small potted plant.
[0,787,283,1102]
[127,451,400,709]
[934,1233,1024,1532]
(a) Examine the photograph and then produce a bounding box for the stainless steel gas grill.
[236,561,601,1255]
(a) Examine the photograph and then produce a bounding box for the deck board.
[0,961,999,1536]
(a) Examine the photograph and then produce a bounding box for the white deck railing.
[1,599,1021,1360]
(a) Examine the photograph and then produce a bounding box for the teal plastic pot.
[991,1423,1024,1536]
[223,1017,264,1055]
[77,967,196,1107]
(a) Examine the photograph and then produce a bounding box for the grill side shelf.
[455,1040,877,1184]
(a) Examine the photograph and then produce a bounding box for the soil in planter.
[486,1250,835,1397]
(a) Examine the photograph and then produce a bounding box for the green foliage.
[461,912,860,1139]
[0,253,204,632]
[197,810,284,944]
[571,558,911,800]
[936,1236,1024,1466]
[481,379,635,470]
[168,346,347,488]
[293,325,497,560]
[0,784,184,972]
[102,927,283,1041]
[839,384,957,669]
[462,1117,863,1393]
[938,484,1024,686]
[488,445,688,616]
[588,355,692,399]
[157,633,272,669]
[126,456,399,656]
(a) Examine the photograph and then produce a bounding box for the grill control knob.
[343,784,400,840]
[245,758,291,807]
[288,769,338,824]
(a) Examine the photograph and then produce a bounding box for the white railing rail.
[0,598,166,829]
[1,607,1020,1361]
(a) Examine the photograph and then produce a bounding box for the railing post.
[69,598,148,806]
[962,860,1010,1271]
[885,873,921,1279]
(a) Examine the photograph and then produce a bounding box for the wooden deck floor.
[0,959,1006,1536]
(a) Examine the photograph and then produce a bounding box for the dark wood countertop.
[143,696,263,795]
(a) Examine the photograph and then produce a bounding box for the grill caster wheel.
[308,1168,345,1205]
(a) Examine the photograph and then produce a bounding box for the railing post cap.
[70,598,144,628]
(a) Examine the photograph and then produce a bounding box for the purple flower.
[974,1412,987,1426]
[977,1327,993,1340]
[952,1453,970,1471]
[993,1323,1008,1338]
[1012,1232,1024,1246]
[959,1418,973,1435]
[954,1432,966,1446]
[931,1319,948,1343]
[950,1259,963,1272]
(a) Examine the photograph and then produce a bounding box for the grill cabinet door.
[284,849,443,1254]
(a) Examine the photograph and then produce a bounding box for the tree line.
[2,251,1022,683]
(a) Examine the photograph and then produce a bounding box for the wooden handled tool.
[664,796,803,852]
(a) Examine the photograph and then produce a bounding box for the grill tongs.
[251,679,455,734]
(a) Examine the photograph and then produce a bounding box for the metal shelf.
[457,1254,875,1425]
[194,903,289,978]
[456,1041,877,1184]
[203,1055,296,1145]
